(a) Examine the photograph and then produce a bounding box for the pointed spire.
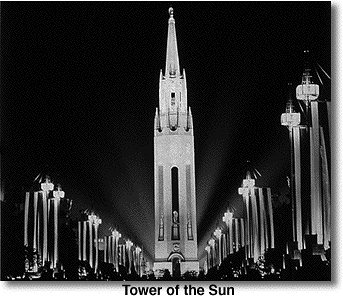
[165,7,180,77]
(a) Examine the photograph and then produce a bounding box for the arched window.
[171,166,180,240]
[171,167,179,215]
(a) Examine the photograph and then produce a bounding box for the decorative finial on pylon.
[169,7,174,18]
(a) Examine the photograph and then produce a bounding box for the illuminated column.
[52,186,64,269]
[222,210,233,254]
[311,102,322,243]
[140,253,144,277]
[118,244,122,266]
[135,247,141,276]
[33,192,38,251]
[41,178,54,266]
[258,188,266,254]
[93,215,102,273]
[240,218,245,248]
[320,127,331,250]
[24,192,30,247]
[205,245,211,269]
[214,228,222,266]
[281,94,302,249]
[83,221,87,261]
[37,208,41,257]
[294,127,302,249]
[203,258,208,275]
[89,220,93,266]
[108,236,112,264]
[132,246,136,273]
[234,218,239,252]
[209,238,215,268]
[88,213,96,268]
[78,221,82,261]
[245,191,251,259]
[222,232,227,259]
[42,191,48,264]
[104,236,107,263]
[109,235,113,264]
[123,244,126,267]
[126,240,133,274]
[250,189,260,261]
[267,187,275,248]
[296,65,322,244]
[111,234,115,265]
[111,232,115,266]
[112,230,121,272]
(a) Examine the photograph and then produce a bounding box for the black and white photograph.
[1,1,331,283]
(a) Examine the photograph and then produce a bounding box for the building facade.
[154,8,199,276]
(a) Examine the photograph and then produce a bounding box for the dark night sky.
[1,2,331,264]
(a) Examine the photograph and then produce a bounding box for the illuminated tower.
[154,8,199,276]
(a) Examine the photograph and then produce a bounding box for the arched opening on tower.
[172,257,181,278]
[172,166,179,214]
[171,166,180,240]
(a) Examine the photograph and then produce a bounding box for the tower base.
[153,261,199,278]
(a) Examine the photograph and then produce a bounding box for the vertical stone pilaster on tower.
[154,7,199,277]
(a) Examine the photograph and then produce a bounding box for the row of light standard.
[78,215,145,276]
[205,209,236,270]
[280,55,331,256]
[204,164,275,272]
[24,175,146,276]
[205,55,331,274]
[24,177,67,271]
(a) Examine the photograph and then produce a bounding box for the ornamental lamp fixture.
[41,177,54,192]
[208,238,215,248]
[53,185,65,199]
[214,228,222,239]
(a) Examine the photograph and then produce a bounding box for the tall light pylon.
[281,87,302,250]
[296,54,323,245]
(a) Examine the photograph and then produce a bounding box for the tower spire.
[165,7,180,77]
